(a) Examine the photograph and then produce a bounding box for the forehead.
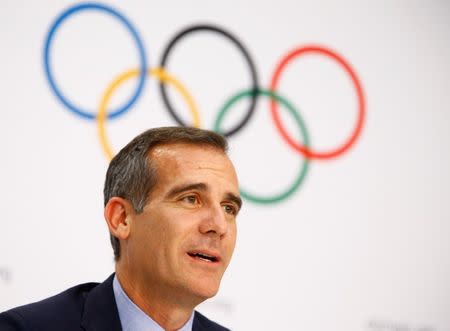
[148,142,238,190]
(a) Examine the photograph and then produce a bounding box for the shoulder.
[0,281,99,330]
[193,311,231,331]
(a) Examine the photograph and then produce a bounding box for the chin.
[187,278,221,302]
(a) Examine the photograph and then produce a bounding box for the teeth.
[189,252,216,262]
[197,253,213,259]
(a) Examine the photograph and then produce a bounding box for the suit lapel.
[81,273,122,331]
[79,274,223,331]
[193,312,205,331]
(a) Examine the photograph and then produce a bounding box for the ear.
[104,197,134,241]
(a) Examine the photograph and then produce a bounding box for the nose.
[199,204,228,238]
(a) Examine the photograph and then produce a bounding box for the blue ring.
[43,2,147,120]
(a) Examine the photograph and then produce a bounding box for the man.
[0,127,241,331]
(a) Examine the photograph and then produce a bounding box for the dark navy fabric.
[0,274,229,331]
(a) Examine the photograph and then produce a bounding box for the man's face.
[126,143,240,304]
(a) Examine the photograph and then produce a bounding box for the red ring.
[269,45,366,160]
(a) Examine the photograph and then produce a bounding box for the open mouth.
[187,251,219,263]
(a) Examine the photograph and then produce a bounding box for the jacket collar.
[81,273,122,331]
[79,273,220,331]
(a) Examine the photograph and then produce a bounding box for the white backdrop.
[1,1,449,330]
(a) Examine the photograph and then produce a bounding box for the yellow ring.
[97,67,201,160]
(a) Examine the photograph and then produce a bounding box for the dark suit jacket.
[0,274,229,331]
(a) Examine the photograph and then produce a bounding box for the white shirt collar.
[113,275,195,331]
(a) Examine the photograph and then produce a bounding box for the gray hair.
[103,126,228,261]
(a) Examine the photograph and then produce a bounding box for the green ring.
[213,88,311,204]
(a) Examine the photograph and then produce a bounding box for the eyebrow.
[166,182,243,210]
[226,192,243,211]
[166,183,208,198]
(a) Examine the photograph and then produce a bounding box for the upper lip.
[187,249,222,262]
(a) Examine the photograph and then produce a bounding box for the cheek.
[132,212,170,255]
[226,223,238,254]
[133,223,160,260]
[153,210,198,252]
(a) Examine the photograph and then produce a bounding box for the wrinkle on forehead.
[151,143,223,161]
[150,143,239,185]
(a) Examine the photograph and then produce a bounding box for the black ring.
[158,24,259,137]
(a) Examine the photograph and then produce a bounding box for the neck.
[115,265,197,330]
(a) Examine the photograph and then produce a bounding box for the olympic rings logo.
[43,2,366,204]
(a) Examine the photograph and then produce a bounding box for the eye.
[181,195,199,204]
[222,204,238,216]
